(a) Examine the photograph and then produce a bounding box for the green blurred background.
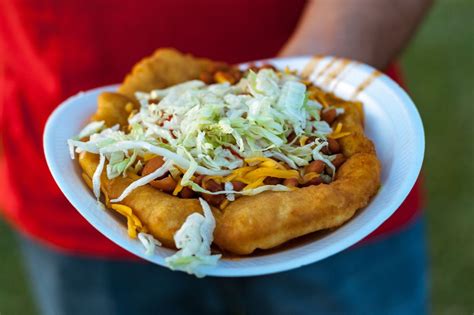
[1,1,473,314]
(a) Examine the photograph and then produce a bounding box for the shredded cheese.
[260,160,286,170]
[245,157,278,166]
[244,177,266,190]
[173,176,184,196]
[223,166,257,182]
[186,159,300,193]
[110,204,145,238]
[299,136,308,146]
[103,189,111,208]
[301,172,320,184]
[128,172,141,180]
[244,168,299,181]
[220,199,230,210]
[143,153,157,161]
[329,122,351,139]
[82,173,93,190]
[330,132,351,139]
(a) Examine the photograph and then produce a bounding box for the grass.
[402,0,474,313]
[0,219,37,315]
[0,1,473,314]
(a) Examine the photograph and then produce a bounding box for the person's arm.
[279,0,433,69]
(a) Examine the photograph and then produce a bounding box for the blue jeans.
[19,217,429,315]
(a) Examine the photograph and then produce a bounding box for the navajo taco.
[68,49,381,276]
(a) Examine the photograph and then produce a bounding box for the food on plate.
[68,49,381,276]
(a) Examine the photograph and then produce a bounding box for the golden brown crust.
[92,92,138,127]
[335,102,376,157]
[118,48,216,99]
[79,49,381,255]
[213,153,380,254]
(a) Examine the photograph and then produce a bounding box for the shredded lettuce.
[77,121,106,139]
[277,81,307,135]
[111,159,174,203]
[68,67,337,204]
[138,232,162,256]
[188,182,291,196]
[224,182,235,201]
[106,152,127,179]
[165,198,221,277]
[92,153,106,199]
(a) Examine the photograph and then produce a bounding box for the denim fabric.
[19,217,428,315]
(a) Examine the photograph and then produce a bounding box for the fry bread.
[78,49,381,255]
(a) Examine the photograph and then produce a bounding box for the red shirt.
[0,0,422,258]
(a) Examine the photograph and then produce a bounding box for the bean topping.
[321,108,337,124]
[180,187,195,199]
[328,138,341,154]
[149,175,177,193]
[263,177,282,185]
[332,154,346,168]
[231,181,246,191]
[142,156,165,178]
[302,175,323,187]
[306,160,326,174]
[202,194,226,207]
[203,179,223,192]
[283,178,299,187]
[193,175,205,186]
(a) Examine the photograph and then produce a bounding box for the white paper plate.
[43,56,424,277]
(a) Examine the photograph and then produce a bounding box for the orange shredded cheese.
[224,166,257,182]
[330,132,351,140]
[333,123,343,134]
[220,199,230,210]
[244,177,266,190]
[82,173,93,190]
[172,176,184,196]
[309,89,330,108]
[203,158,296,191]
[244,157,286,170]
[329,122,351,139]
[244,168,299,182]
[244,157,272,165]
[299,136,308,146]
[110,204,146,238]
[214,72,233,84]
[143,153,157,162]
[260,160,286,170]
[103,189,111,208]
[128,172,141,180]
[300,172,320,184]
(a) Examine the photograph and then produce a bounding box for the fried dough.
[92,92,137,127]
[79,49,381,255]
[118,48,216,99]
